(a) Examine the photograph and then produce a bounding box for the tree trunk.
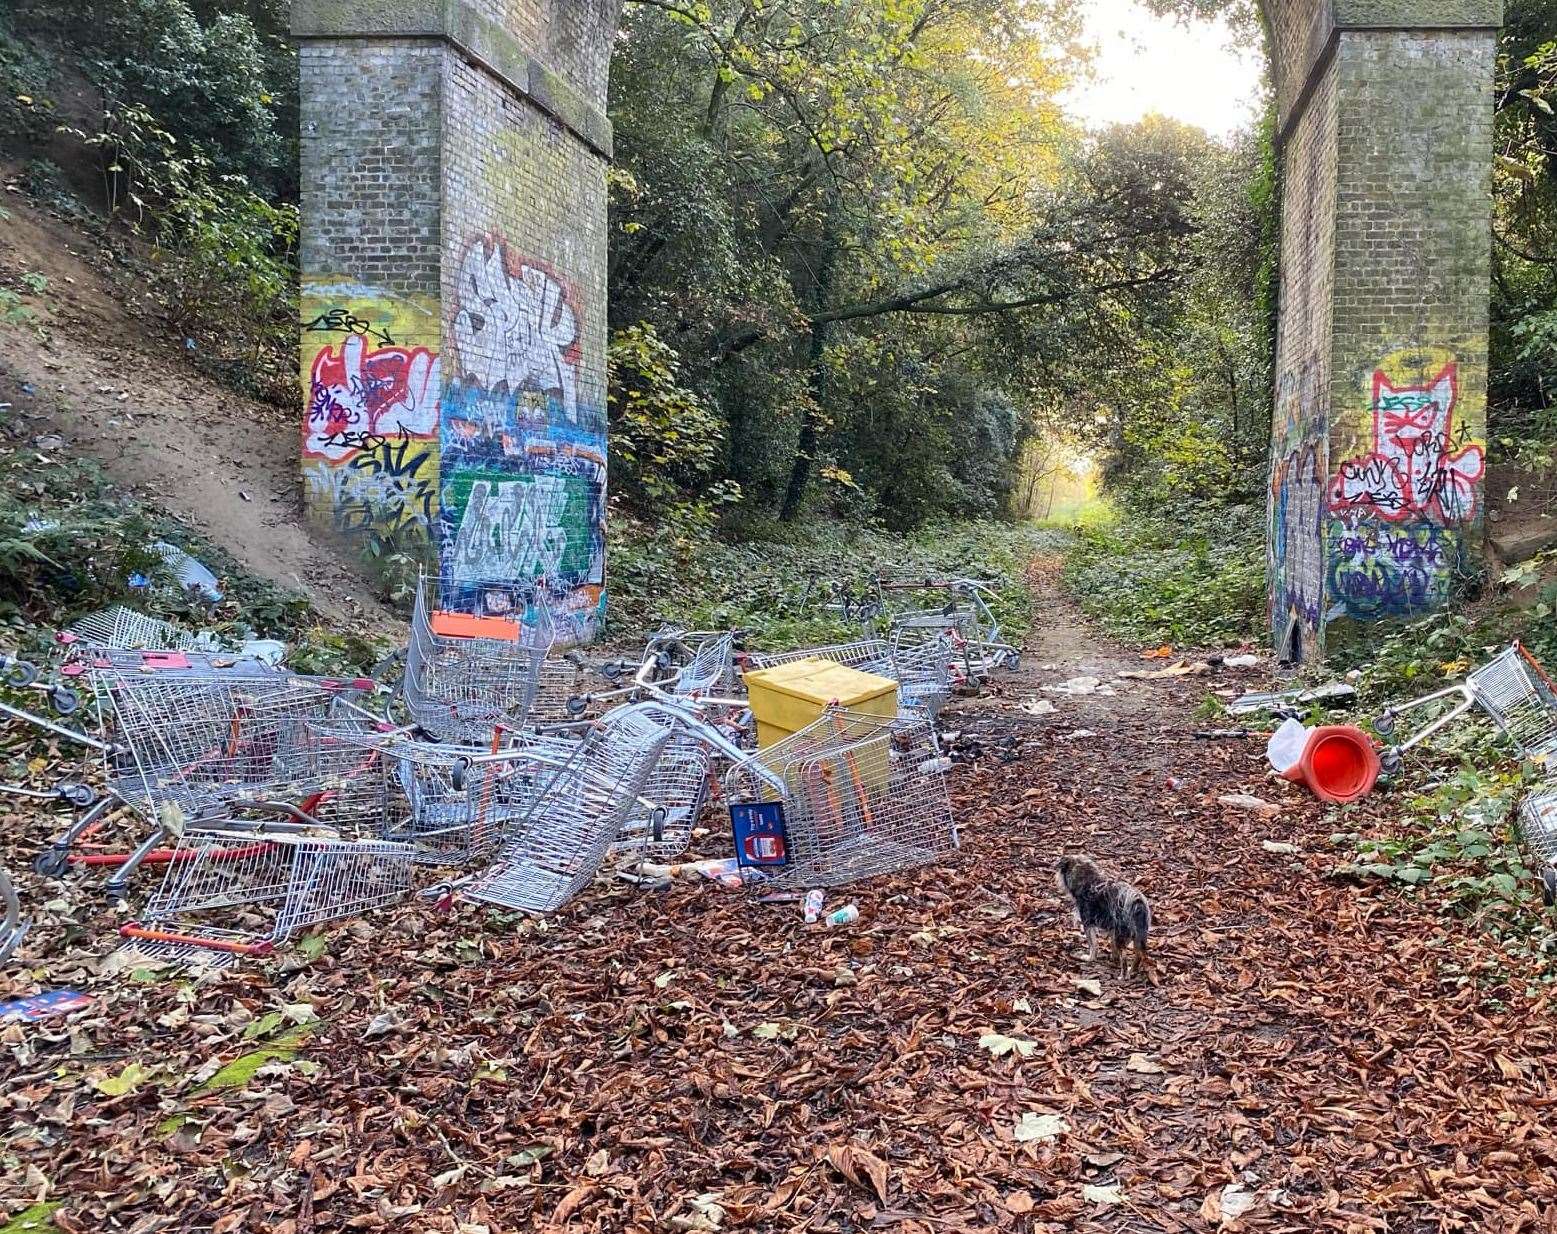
[778,232,839,523]
[778,317,828,522]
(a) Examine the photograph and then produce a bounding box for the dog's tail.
[1125,889,1151,955]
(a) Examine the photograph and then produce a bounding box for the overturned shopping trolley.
[725,707,957,894]
[119,820,419,966]
[1376,642,1557,773]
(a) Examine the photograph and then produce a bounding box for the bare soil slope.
[0,192,391,626]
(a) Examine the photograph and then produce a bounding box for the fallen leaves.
[1013,1111,1068,1142]
[3,586,1557,1234]
[826,1143,889,1205]
[91,1061,150,1097]
[978,1031,1038,1059]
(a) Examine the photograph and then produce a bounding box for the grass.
[608,513,1064,651]
[1058,503,1266,648]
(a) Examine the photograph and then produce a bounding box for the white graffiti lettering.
[451,238,580,424]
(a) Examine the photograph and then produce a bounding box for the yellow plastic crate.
[743,658,898,749]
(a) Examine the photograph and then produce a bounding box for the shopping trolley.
[1376,642,1557,773]
[457,708,674,913]
[63,606,213,653]
[883,576,1019,676]
[402,574,556,741]
[16,652,291,880]
[306,722,541,866]
[725,706,956,894]
[118,819,419,966]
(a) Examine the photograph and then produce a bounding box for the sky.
[1057,0,1266,141]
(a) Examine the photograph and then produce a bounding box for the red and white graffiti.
[305,333,440,462]
[1328,362,1484,523]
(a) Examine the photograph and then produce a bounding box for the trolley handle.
[118,922,274,956]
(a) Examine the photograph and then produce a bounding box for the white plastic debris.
[154,542,222,602]
[1218,793,1281,816]
[1223,653,1259,668]
[1265,717,1310,775]
[1044,676,1114,696]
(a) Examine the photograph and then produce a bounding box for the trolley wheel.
[57,782,96,808]
[566,695,590,717]
[1379,747,1402,778]
[1373,712,1397,742]
[3,658,38,688]
[1543,867,1557,909]
[450,758,470,791]
[103,880,130,904]
[33,848,70,878]
[48,685,80,716]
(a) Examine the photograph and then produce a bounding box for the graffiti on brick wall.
[1329,359,1484,523]
[1268,341,1327,658]
[300,287,442,559]
[1268,441,1325,641]
[1327,520,1461,619]
[442,233,606,639]
[1325,347,1484,621]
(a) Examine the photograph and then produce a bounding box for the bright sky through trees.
[1059,0,1265,139]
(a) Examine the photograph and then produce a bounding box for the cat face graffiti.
[1329,362,1484,524]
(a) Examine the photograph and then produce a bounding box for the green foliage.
[609,0,1203,529]
[1489,10,1557,450]
[1061,505,1266,647]
[79,0,289,190]
[608,514,1057,651]
[1334,760,1557,973]
[62,102,299,402]
[0,8,54,147]
[608,322,743,524]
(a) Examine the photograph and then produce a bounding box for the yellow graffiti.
[299,282,443,549]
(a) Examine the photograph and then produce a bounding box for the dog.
[1055,854,1151,978]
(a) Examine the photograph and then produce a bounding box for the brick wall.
[1268,53,1337,661]
[438,53,610,640]
[1323,29,1495,635]
[295,0,619,641]
[1265,0,1498,659]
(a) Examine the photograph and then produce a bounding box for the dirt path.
[0,195,393,626]
[2,560,1555,1233]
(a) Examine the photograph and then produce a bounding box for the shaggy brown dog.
[1055,854,1151,978]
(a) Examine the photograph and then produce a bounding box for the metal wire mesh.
[1466,644,1557,764]
[1520,785,1557,867]
[66,607,210,652]
[122,826,418,961]
[97,671,380,824]
[463,706,675,913]
[308,724,533,865]
[403,574,556,741]
[671,631,737,698]
[745,639,952,720]
[726,707,956,893]
[614,731,713,862]
[747,639,896,674]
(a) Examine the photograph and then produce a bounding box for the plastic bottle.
[803,889,825,923]
[824,904,859,927]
